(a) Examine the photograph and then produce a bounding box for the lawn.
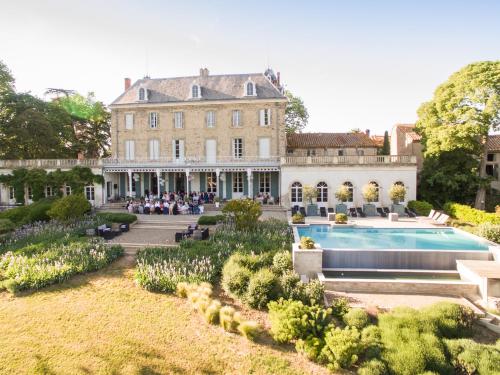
[0,252,328,375]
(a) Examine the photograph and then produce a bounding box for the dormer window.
[244,78,256,97]
[190,82,202,99]
[138,87,148,101]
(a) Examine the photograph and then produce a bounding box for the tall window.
[65,185,72,196]
[232,110,241,127]
[259,172,271,193]
[338,149,344,156]
[174,111,184,129]
[28,187,33,200]
[233,172,243,193]
[174,139,182,159]
[149,139,160,160]
[343,181,353,202]
[206,111,216,128]
[207,172,217,193]
[9,187,14,200]
[46,186,54,197]
[85,186,95,201]
[369,181,379,202]
[149,112,158,128]
[307,149,316,156]
[317,182,328,202]
[291,182,302,203]
[233,138,243,159]
[125,113,134,130]
[192,85,199,98]
[125,140,135,160]
[246,82,255,96]
[138,88,145,101]
[259,109,271,126]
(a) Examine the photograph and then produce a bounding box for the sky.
[1,0,499,135]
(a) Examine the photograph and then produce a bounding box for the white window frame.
[28,187,33,200]
[149,139,160,160]
[259,172,271,193]
[259,109,271,126]
[85,186,95,201]
[232,138,243,159]
[207,172,217,193]
[65,185,72,196]
[174,111,184,129]
[138,87,147,101]
[232,110,241,127]
[125,140,135,160]
[173,139,185,161]
[125,113,134,130]
[191,84,201,99]
[149,112,159,129]
[244,79,256,96]
[233,172,244,193]
[9,186,15,200]
[46,186,54,197]
[291,182,302,203]
[316,182,328,203]
[206,111,216,128]
[343,181,354,203]
[258,137,271,159]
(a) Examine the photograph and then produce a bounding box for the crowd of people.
[126,191,216,215]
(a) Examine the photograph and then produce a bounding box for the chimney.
[277,72,280,86]
[200,68,209,78]
[124,78,131,91]
[365,129,370,137]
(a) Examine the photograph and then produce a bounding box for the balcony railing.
[0,159,101,169]
[101,156,281,167]
[281,155,416,165]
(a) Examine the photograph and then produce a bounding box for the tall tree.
[380,130,390,155]
[54,92,111,158]
[285,90,309,133]
[416,61,500,208]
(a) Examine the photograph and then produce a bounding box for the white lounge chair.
[419,209,439,221]
[432,213,449,226]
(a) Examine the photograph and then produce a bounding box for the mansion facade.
[0,68,418,208]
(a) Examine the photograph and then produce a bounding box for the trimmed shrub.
[335,213,348,224]
[408,200,433,216]
[219,306,239,332]
[421,302,475,338]
[331,297,351,319]
[235,252,274,272]
[476,222,500,243]
[444,338,500,375]
[246,268,281,309]
[48,194,91,221]
[222,199,262,230]
[0,206,30,225]
[357,359,387,375]
[300,236,315,249]
[444,202,500,225]
[175,282,190,298]
[292,213,305,224]
[96,212,137,224]
[272,250,292,275]
[343,308,370,330]
[197,215,224,225]
[221,260,252,298]
[304,280,325,306]
[0,219,15,235]
[296,335,326,363]
[280,271,303,300]
[237,321,261,341]
[361,325,383,360]
[268,299,332,344]
[320,326,363,371]
[204,300,221,325]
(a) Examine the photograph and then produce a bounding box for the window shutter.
[259,110,264,126]
[130,141,135,160]
[172,139,176,160]
[179,139,185,160]
[268,109,272,125]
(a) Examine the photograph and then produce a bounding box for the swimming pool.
[296,226,490,251]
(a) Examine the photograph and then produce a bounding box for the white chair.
[432,214,449,226]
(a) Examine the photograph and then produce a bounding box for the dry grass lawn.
[0,253,329,375]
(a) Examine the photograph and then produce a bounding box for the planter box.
[363,204,377,217]
[306,204,318,216]
[335,203,347,214]
[391,203,405,216]
[328,213,336,221]
[293,243,323,279]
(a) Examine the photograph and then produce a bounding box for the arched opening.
[343,181,354,202]
[316,182,328,202]
[291,182,302,203]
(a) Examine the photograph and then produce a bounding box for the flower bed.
[0,238,123,293]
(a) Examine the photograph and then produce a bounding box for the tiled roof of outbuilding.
[287,133,378,148]
[487,135,500,151]
[111,73,285,105]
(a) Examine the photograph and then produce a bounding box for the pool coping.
[292,223,500,254]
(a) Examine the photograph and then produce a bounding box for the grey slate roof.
[111,73,285,105]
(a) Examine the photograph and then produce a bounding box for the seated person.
[198,202,204,214]
[154,201,161,214]
[144,201,151,214]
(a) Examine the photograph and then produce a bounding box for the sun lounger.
[382,207,390,214]
[356,207,366,218]
[377,207,387,217]
[405,207,416,218]
[299,207,307,217]
[320,207,327,217]
[349,207,357,217]
[432,213,449,226]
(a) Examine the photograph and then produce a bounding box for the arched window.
[138,88,145,101]
[394,181,404,187]
[192,85,199,98]
[369,181,379,202]
[316,182,328,202]
[246,82,254,96]
[343,181,354,202]
[291,182,302,203]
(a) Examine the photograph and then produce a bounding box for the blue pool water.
[296,226,490,251]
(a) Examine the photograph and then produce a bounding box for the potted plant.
[388,183,406,215]
[362,183,378,216]
[300,236,315,249]
[292,212,305,224]
[303,184,318,216]
[334,213,348,224]
[335,185,350,214]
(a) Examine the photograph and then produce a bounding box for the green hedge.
[0,198,57,225]
[197,215,224,225]
[96,212,137,224]
[443,202,500,225]
[0,219,15,234]
[408,200,433,216]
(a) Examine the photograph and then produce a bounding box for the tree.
[335,185,350,203]
[380,131,390,155]
[388,183,406,204]
[222,199,262,230]
[362,183,378,203]
[416,61,500,208]
[302,185,317,205]
[285,91,309,133]
[0,60,14,98]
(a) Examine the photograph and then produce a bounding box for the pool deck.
[301,215,438,228]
